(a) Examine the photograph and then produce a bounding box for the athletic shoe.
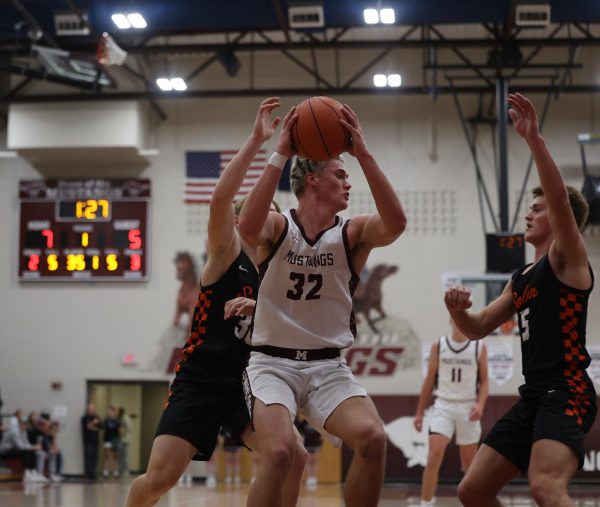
[33,471,50,483]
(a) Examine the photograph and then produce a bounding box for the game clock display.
[18,179,151,281]
[485,233,525,273]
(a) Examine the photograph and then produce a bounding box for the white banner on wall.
[486,337,515,386]
[587,344,600,387]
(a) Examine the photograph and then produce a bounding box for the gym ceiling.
[0,0,600,109]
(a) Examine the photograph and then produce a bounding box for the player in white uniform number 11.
[414,320,489,507]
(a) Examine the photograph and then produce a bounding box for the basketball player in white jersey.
[238,104,407,507]
[414,320,489,507]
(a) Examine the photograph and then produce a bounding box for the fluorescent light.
[127,13,147,29]
[380,8,396,24]
[156,78,173,91]
[170,77,187,91]
[111,13,131,29]
[373,74,387,87]
[156,77,187,92]
[363,8,379,24]
[387,73,402,87]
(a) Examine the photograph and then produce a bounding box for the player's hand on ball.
[340,104,368,158]
[224,297,256,319]
[444,286,473,311]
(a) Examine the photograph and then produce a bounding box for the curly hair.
[531,185,589,229]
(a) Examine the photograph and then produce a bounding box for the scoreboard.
[18,179,150,281]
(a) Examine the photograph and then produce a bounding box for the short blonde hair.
[290,156,343,198]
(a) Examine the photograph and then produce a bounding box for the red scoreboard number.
[18,179,151,281]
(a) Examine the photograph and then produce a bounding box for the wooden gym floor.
[1,478,599,506]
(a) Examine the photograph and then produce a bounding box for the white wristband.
[268,152,287,170]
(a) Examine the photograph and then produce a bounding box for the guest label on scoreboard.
[17,179,151,282]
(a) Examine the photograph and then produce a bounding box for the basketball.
[291,96,351,161]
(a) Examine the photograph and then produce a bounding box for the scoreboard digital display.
[18,179,151,281]
[486,233,525,273]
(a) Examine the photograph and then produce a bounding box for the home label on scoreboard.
[18,179,151,282]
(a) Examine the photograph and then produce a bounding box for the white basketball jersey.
[251,209,359,349]
[434,336,481,402]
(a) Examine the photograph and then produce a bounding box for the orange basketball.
[291,96,351,161]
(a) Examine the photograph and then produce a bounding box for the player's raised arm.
[206,97,281,259]
[238,106,297,248]
[444,283,515,340]
[340,104,407,248]
[508,93,589,279]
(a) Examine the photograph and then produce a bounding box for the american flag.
[184,150,291,204]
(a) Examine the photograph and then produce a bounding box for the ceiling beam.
[5,83,600,104]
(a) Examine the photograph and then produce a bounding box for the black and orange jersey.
[175,249,258,383]
[511,255,593,388]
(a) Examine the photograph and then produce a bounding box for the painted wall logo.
[347,263,420,377]
[384,410,432,468]
[583,450,600,472]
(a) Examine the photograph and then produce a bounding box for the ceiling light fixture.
[112,12,147,29]
[363,7,396,25]
[373,73,402,87]
[156,78,173,91]
[373,74,387,87]
[380,8,396,24]
[363,8,379,24]
[387,73,401,87]
[111,13,130,29]
[170,78,187,91]
[127,13,147,29]
[156,77,187,92]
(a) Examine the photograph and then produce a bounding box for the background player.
[413,320,488,507]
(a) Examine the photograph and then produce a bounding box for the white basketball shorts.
[429,398,482,446]
[245,351,367,447]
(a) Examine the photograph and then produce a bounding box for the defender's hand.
[444,286,473,312]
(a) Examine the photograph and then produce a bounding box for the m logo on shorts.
[295,350,308,360]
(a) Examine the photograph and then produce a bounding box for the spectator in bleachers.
[81,403,102,480]
[25,411,41,446]
[7,409,23,434]
[0,416,48,482]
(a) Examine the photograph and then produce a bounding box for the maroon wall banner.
[343,395,600,481]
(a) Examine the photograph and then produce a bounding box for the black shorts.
[155,374,249,461]
[484,384,597,472]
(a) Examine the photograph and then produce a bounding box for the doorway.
[87,380,169,473]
